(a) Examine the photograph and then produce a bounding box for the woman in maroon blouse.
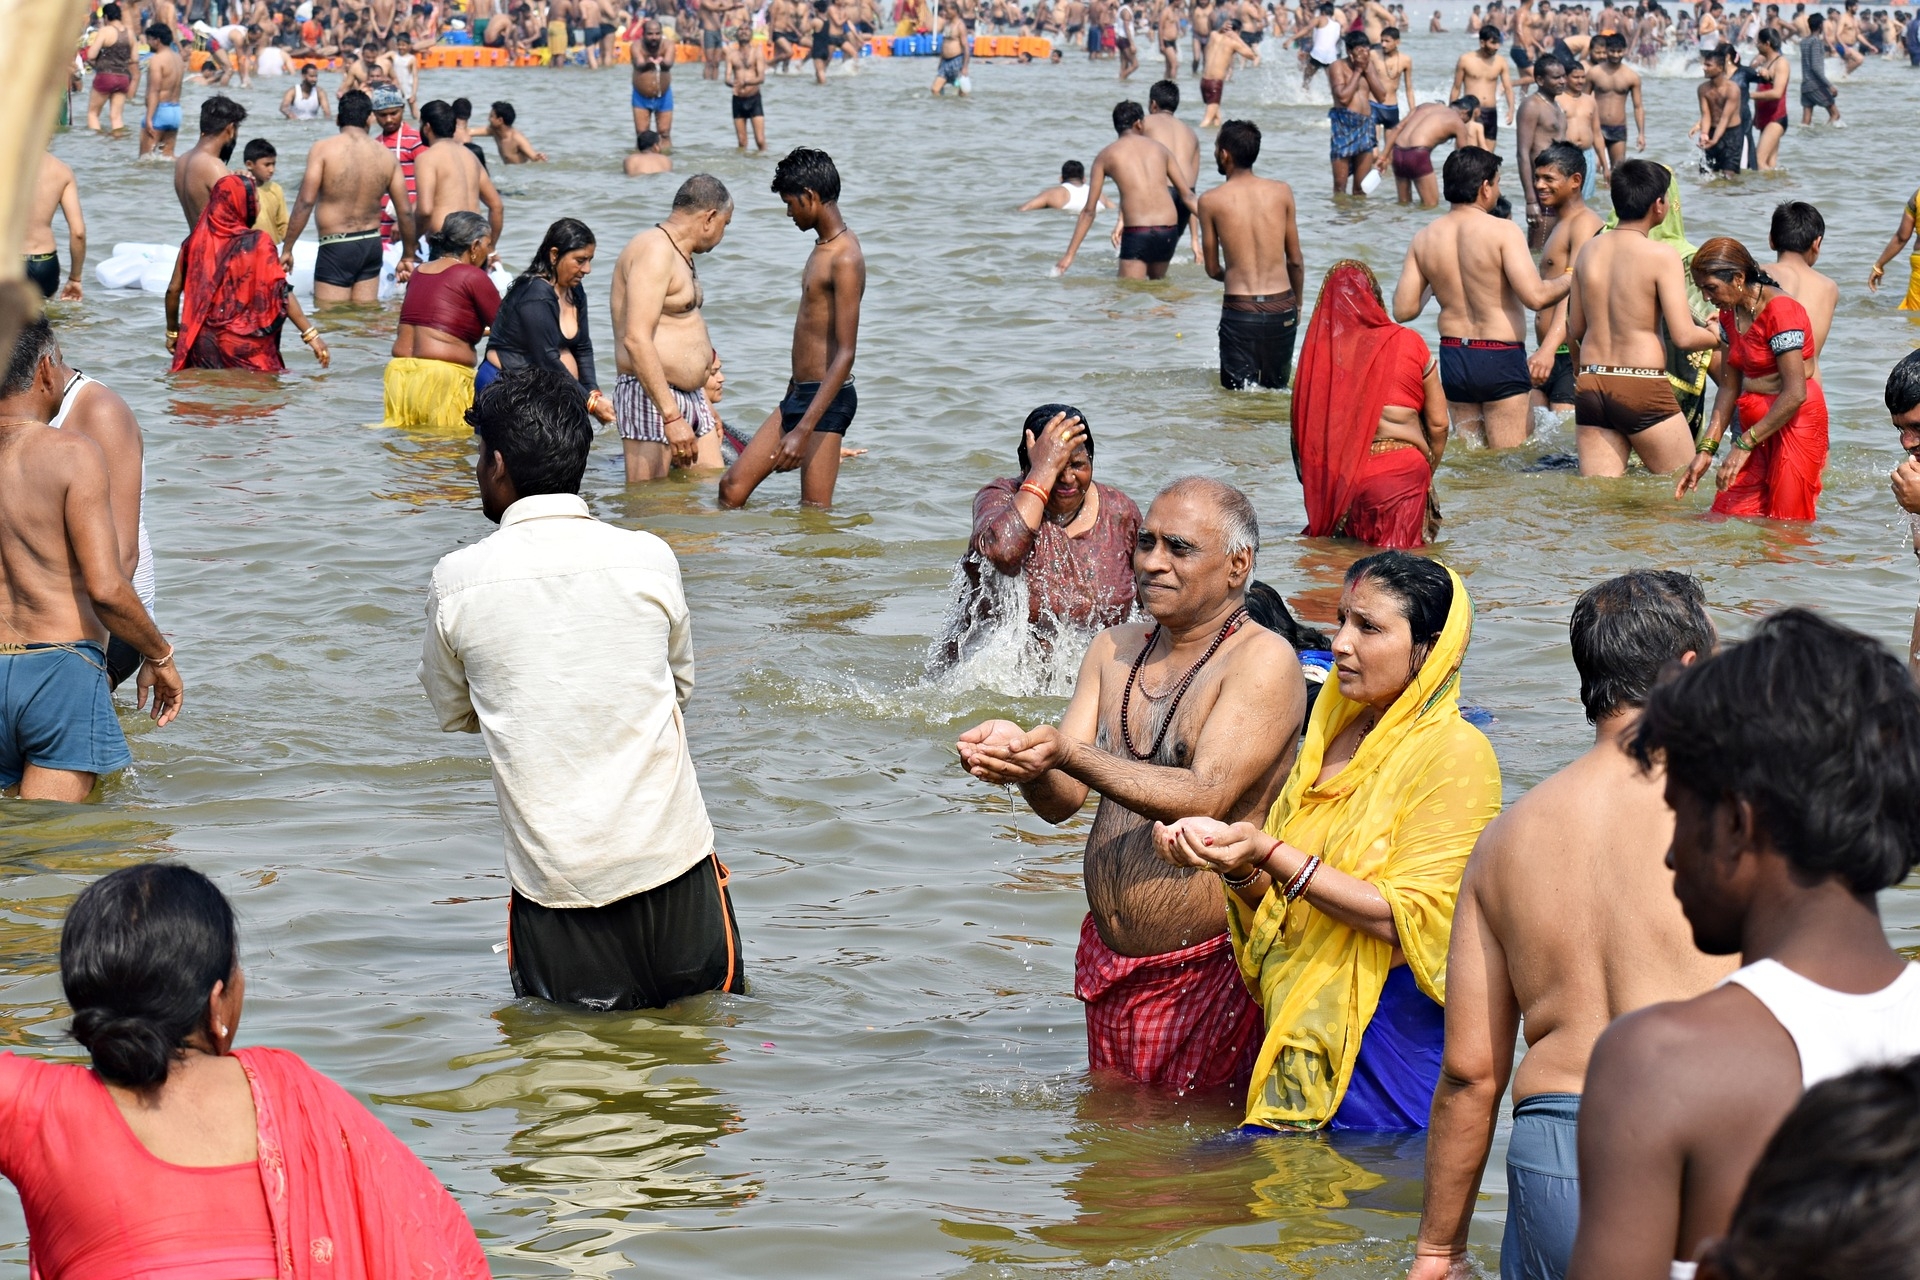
[384,210,500,432]
[938,404,1142,667]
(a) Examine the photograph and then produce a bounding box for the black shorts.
[780,379,858,435]
[1439,337,1531,404]
[508,854,743,1011]
[1600,122,1627,144]
[314,230,383,287]
[23,253,59,299]
[1219,303,1300,391]
[1118,223,1179,264]
[1478,106,1499,141]
[1169,184,1190,241]
[1703,129,1744,172]
[105,635,143,689]
[1542,349,1576,405]
[732,90,764,117]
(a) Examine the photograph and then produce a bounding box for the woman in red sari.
[164,174,330,373]
[0,864,487,1280]
[1290,259,1449,549]
[1677,236,1828,521]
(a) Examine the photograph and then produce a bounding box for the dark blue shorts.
[0,642,131,787]
[780,380,857,436]
[1439,337,1533,405]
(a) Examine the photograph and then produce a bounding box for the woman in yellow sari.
[1155,551,1501,1130]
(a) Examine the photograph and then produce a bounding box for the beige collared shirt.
[419,492,713,908]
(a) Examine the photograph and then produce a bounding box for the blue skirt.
[1327,965,1445,1131]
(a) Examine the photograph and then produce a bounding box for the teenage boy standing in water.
[720,149,866,510]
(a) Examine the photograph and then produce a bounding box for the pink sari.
[235,1047,490,1280]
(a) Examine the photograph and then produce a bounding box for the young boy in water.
[719,148,866,510]
[243,138,289,242]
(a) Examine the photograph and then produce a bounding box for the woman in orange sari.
[1290,260,1448,548]
[165,174,330,373]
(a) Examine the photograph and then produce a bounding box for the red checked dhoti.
[1074,913,1263,1092]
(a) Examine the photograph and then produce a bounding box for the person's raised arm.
[1363,54,1390,100]
[58,175,85,301]
[1408,841,1520,1280]
[283,145,325,264]
[1056,153,1108,273]
[1502,222,1573,309]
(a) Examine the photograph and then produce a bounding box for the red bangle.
[1018,482,1050,502]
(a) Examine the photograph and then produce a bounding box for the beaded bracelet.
[1220,862,1263,889]
[1282,854,1321,903]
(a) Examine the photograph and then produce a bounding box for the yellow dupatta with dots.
[1228,565,1502,1130]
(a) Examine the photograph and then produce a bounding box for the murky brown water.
[8,20,1920,1275]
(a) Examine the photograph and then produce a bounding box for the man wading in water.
[957,477,1305,1092]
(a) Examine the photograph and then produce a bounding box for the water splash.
[926,561,1114,700]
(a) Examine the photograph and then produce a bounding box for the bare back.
[1198,173,1299,295]
[174,143,230,228]
[1568,228,1690,367]
[306,129,399,235]
[412,138,482,233]
[25,156,75,257]
[1406,208,1535,341]
[1768,256,1835,379]
[1096,133,1179,227]
[1140,111,1200,191]
[0,425,113,645]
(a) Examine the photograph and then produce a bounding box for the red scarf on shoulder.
[173,174,291,372]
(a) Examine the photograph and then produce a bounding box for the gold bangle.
[300,326,319,342]
[166,329,179,340]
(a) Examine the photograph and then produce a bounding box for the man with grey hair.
[958,475,1306,1091]
[609,174,734,483]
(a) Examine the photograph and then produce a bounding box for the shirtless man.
[1142,80,1202,261]
[1560,62,1609,195]
[1392,147,1571,448]
[482,102,546,163]
[701,0,730,77]
[725,27,770,145]
[0,320,181,803]
[1388,97,1482,207]
[338,43,372,95]
[1528,142,1603,415]
[1588,33,1644,168]
[630,19,675,152]
[139,24,186,159]
[1691,46,1744,174]
[1197,17,1257,126]
[25,154,85,303]
[1766,200,1835,384]
[932,3,971,94]
[1328,31,1389,194]
[281,89,419,304]
[719,149,866,510]
[957,476,1303,1093]
[1157,0,1182,79]
[173,96,246,228]
[610,175,733,483]
[1406,572,1734,1280]
[1566,159,1721,477]
[1514,54,1568,246]
[624,130,672,175]
[1373,25,1416,149]
[1056,101,1197,280]
[1190,0,1212,72]
[1450,25,1515,143]
[1198,120,1304,390]
[413,100,504,243]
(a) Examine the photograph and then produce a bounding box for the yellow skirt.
[383,357,476,433]
[1902,253,1920,312]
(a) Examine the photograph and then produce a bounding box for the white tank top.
[50,372,157,614]
[291,81,323,119]
[1059,182,1090,213]
[1725,957,1920,1089]
[1310,16,1341,60]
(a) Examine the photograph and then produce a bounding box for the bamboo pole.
[0,0,91,354]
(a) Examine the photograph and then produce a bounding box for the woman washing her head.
[1677,236,1827,521]
[479,216,615,424]
[1291,260,1448,549]
[0,865,487,1278]
[385,210,500,431]
[1154,552,1501,1130]
[938,404,1141,666]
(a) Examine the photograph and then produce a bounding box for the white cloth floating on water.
[95,243,175,292]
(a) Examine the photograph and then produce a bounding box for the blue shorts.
[151,101,182,132]
[0,642,131,787]
[1501,1092,1581,1280]
[632,86,673,112]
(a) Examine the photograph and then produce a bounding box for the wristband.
[1018,481,1051,502]
[145,647,175,667]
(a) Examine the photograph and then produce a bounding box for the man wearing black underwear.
[1055,99,1197,280]
[281,89,418,306]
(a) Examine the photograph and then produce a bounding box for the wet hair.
[1441,145,1502,204]
[199,93,247,136]
[1216,119,1261,168]
[1889,350,1920,418]
[452,96,474,120]
[1534,139,1587,181]
[419,98,456,141]
[1628,609,1920,896]
[1769,200,1824,254]
[1343,27,1370,47]
[62,865,237,1092]
[1112,99,1145,132]
[1451,93,1481,111]
[337,88,373,129]
[1149,78,1179,110]
[771,147,841,204]
[102,2,122,18]
[1699,1057,1920,1280]
[635,129,661,151]
[242,137,276,164]
[1154,476,1259,560]
[1,317,57,398]
[673,173,733,212]
[1807,10,1822,29]
[1491,194,1514,220]
[1246,581,1331,651]
[1480,21,1502,37]
[1605,29,1628,47]
[1702,42,1728,61]
[466,367,594,497]
[1016,403,1094,471]
[427,209,490,259]
[1570,571,1713,723]
[1381,23,1401,36]
[521,217,595,284]
[1610,158,1669,221]
[1755,24,1781,46]
[1692,236,1780,289]
[145,21,174,41]
[1060,159,1086,182]
[1345,552,1452,648]
[491,98,516,125]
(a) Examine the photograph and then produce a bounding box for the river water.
[9,17,1920,1276]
